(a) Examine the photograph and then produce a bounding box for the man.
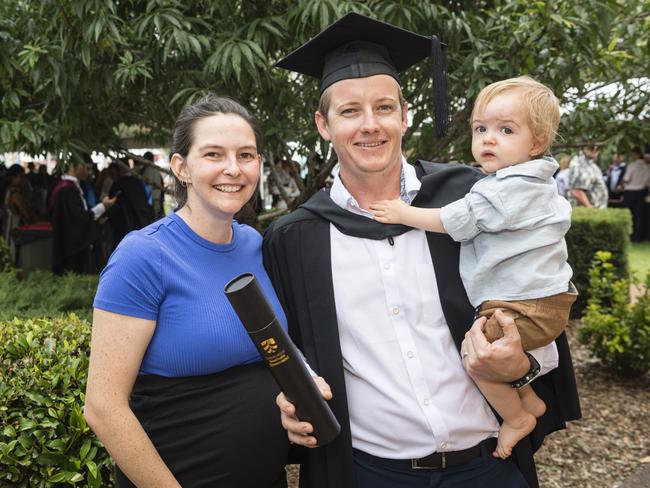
[604,153,626,203]
[621,147,650,241]
[50,156,116,274]
[106,160,154,251]
[568,145,608,208]
[138,151,165,219]
[264,13,580,488]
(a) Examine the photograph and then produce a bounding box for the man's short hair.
[317,81,407,121]
[472,76,560,156]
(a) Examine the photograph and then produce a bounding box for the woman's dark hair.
[170,95,263,208]
[6,164,25,181]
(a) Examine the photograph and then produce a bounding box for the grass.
[628,242,650,280]
[0,270,97,322]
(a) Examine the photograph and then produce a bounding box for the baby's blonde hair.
[471,76,560,157]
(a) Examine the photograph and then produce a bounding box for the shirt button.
[407,351,415,358]
[392,307,400,315]
[440,442,448,449]
[423,398,430,406]
[383,263,391,270]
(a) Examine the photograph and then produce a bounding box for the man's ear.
[401,102,409,135]
[314,111,332,141]
[170,153,189,184]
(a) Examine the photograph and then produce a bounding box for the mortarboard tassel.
[431,35,449,139]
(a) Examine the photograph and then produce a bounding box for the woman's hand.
[276,376,332,448]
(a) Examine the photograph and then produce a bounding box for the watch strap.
[510,352,541,389]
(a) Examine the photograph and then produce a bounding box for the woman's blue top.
[94,212,288,377]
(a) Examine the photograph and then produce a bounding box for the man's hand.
[102,195,118,210]
[369,199,409,224]
[461,310,529,382]
[571,189,592,208]
[276,376,332,448]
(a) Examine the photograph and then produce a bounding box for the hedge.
[566,207,632,317]
[580,251,650,376]
[0,315,114,487]
[0,237,12,273]
[0,270,97,322]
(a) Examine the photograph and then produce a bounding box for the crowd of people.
[555,145,650,241]
[0,152,165,274]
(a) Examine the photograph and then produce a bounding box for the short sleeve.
[440,188,508,242]
[568,157,587,189]
[93,232,163,320]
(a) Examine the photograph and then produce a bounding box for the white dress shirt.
[623,159,650,191]
[328,162,558,459]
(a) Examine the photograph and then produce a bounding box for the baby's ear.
[529,138,544,157]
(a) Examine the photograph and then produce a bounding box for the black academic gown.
[108,176,154,250]
[263,161,581,488]
[51,185,97,275]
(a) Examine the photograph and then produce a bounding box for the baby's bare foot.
[493,412,537,459]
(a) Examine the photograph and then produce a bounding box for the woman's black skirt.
[116,361,289,488]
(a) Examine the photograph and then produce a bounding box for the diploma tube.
[224,272,341,446]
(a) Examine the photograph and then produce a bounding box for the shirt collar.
[495,157,559,180]
[330,156,421,217]
[62,174,80,184]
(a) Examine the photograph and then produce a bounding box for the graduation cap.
[275,12,449,138]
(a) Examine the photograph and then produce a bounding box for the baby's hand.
[369,199,408,224]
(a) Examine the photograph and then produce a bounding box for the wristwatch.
[510,352,541,389]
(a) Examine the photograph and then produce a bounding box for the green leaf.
[162,12,183,30]
[246,41,266,62]
[26,391,47,405]
[319,3,330,29]
[261,19,283,38]
[5,91,20,109]
[94,17,104,42]
[49,471,67,483]
[607,37,618,52]
[188,35,202,56]
[231,44,242,81]
[47,438,68,451]
[240,42,254,68]
[70,472,84,482]
[81,44,90,68]
[17,433,33,449]
[80,438,91,461]
[36,451,67,466]
[86,460,98,479]
[18,418,37,431]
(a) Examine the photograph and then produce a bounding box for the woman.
[84,96,289,487]
[2,164,38,243]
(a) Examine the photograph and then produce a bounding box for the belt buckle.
[410,452,445,470]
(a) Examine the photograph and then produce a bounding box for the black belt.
[411,437,497,469]
[354,437,497,471]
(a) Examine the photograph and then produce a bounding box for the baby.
[370,76,577,459]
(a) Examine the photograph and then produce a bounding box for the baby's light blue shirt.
[440,158,573,306]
